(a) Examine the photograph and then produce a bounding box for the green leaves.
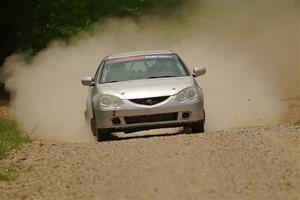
[1,0,185,59]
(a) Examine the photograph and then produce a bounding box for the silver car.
[81,50,206,141]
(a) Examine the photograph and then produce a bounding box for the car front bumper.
[93,96,205,132]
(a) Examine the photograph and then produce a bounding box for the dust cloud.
[2,0,299,141]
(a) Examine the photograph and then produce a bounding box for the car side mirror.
[81,76,95,86]
[193,67,206,77]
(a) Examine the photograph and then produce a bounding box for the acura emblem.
[146,98,154,105]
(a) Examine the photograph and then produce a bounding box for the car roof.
[106,50,175,60]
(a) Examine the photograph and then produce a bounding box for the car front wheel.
[96,129,112,142]
[191,120,205,133]
[184,120,205,134]
[91,118,97,136]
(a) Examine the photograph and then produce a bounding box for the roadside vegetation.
[0,0,185,97]
[0,0,185,60]
[0,117,31,181]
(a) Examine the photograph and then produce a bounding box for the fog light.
[112,117,121,125]
[182,112,190,119]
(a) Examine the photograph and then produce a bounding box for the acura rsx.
[81,50,206,141]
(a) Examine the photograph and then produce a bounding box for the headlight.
[98,94,124,107]
[175,87,198,102]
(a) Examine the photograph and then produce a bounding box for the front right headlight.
[98,94,124,107]
[175,87,198,102]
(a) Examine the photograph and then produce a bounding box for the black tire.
[90,118,97,136]
[96,129,112,142]
[190,120,205,133]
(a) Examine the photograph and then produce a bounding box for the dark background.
[0,0,185,98]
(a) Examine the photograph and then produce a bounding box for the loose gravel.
[0,125,299,200]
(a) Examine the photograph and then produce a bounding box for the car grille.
[129,96,170,106]
[124,113,178,124]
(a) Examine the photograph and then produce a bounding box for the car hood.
[96,77,193,99]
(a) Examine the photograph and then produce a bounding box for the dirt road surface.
[0,99,300,200]
[0,124,300,200]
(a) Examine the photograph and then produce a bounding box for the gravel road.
[0,125,299,200]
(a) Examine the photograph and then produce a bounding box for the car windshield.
[99,54,189,83]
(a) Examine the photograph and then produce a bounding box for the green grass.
[0,117,30,160]
[0,117,31,181]
[0,172,10,181]
[0,166,18,181]
[0,165,32,181]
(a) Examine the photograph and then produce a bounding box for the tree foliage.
[0,0,184,62]
[0,0,184,98]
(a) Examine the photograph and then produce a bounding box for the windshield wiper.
[104,80,119,83]
[146,75,179,79]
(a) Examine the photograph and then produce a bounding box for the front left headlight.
[175,87,198,102]
[98,94,124,107]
